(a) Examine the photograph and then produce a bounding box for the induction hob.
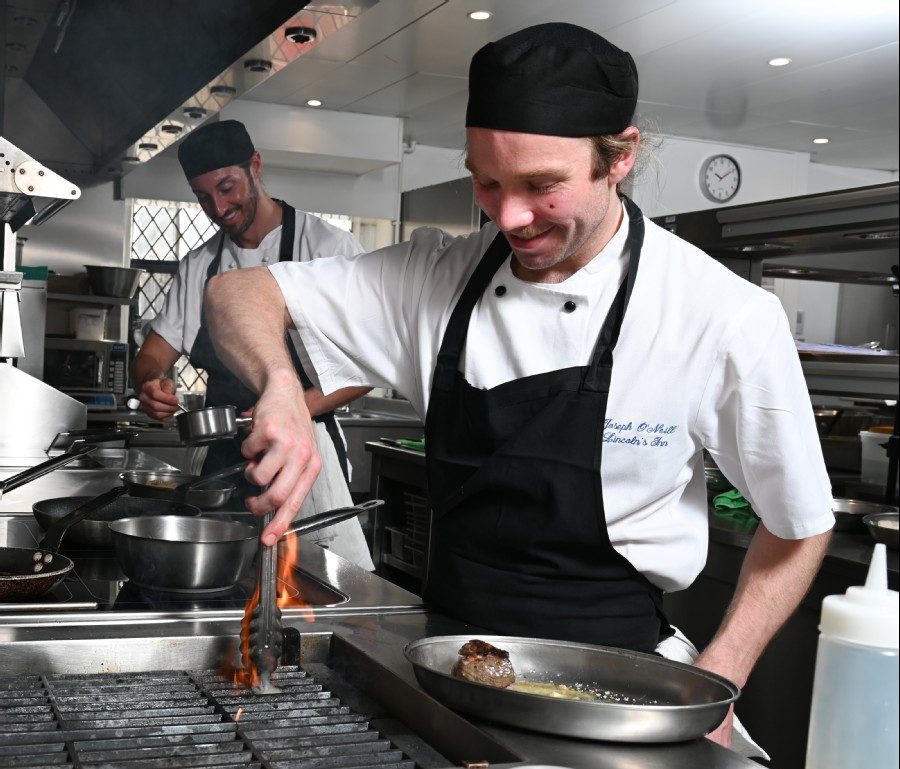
[0,516,337,614]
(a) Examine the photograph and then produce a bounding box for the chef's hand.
[694,649,742,749]
[138,376,181,420]
[241,368,321,546]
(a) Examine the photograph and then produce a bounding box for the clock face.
[701,155,741,202]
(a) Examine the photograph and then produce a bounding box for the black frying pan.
[1,485,135,600]
[33,494,201,547]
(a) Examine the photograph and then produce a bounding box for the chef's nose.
[493,192,534,232]
[211,193,230,217]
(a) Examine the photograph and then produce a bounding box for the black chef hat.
[177,120,255,180]
[466,23,638,137]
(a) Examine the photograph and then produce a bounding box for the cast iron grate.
[0,667,416,768]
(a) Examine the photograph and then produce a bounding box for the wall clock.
[700,154,741,203]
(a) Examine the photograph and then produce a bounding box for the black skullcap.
[466,23,638,137]
[177,120,255,180]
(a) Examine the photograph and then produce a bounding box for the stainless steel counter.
[0,446,756,768]
[0,609,756,769]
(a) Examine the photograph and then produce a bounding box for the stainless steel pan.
[176,405,252,445]
[119,470,236,509]
[108,499,384,591]
[404,635,739,743]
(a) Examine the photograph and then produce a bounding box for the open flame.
[234,706,244,723]
[222,531,315,688]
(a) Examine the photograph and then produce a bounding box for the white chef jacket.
[151,211,362,357]
[150,212,374,570]
[270,212,834,591]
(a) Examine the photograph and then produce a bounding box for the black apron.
[424,197,673,653]
[189,202,348,500]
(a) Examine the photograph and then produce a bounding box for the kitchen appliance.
[1,136,80,365]
[42,337,128,409]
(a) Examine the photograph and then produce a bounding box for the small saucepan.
[176,404,252,446]
[108,499,384,591]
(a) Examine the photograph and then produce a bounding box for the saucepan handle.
[282,499,385,539]
[0,443,96,495]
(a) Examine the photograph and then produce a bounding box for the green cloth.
[713,488,749,510]
[394,437,425,452]
[713,488,760,530]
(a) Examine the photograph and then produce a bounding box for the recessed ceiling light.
[306,98,323,107]
[812,137,830,144]
[468,10,492,21]
[768,57,792,67]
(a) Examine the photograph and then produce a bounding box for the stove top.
[0,516,346,614]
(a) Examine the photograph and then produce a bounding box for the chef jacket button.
[262,256,269,264]
[563,300,577,313]
[494,285,507,297]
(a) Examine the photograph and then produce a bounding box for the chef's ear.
[607,127,640,186]
[248,151,264,183]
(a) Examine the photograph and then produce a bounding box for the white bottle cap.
[820,544,899,648]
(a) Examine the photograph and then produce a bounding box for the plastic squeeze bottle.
[805,544,899,769]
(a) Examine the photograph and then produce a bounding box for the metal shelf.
[801,355,899,399]
[47,293,131,306]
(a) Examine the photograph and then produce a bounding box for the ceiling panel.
[239,0,899,170]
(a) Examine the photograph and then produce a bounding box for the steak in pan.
[451,639,516,688]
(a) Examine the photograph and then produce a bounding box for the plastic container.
[69,307,108,340]
[805,545,899,769]
[859,430,891,486]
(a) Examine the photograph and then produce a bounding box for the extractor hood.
[655,183,899,286]
[1,1,378,188]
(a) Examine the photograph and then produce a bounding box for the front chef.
[202,24,834,752]
[131,119,373,569]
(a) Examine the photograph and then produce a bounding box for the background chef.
[131,120,373,569]
[202,24,834,753]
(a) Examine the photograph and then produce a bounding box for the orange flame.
[235,706,245,723]
[220,533,316,688]
[276,530,315,621]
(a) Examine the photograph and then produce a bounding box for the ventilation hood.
[1,0,378,189]
[656,182,899,286]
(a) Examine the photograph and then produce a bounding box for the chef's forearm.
[205,267,297,394]
[305,386,371,417]
[131,331,180,388]
[695,523,831,686]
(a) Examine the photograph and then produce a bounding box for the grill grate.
[0,667,416,769]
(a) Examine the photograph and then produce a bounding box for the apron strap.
[433,232,511,392]
[582,196,645,393]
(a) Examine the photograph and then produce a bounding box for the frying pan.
[33,494,201,547]
[176,404,252,446]
[119,470,237,509]
[0,487,129,600]
[107,499,384,591]
[405,635,740,743]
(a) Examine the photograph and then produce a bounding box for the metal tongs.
[241,500,384,694]
[242,511,283,695]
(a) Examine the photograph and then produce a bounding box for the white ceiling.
[243,0,899,172]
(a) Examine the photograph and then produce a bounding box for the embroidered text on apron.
[189,202,348,501]
[424,197,673,653]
